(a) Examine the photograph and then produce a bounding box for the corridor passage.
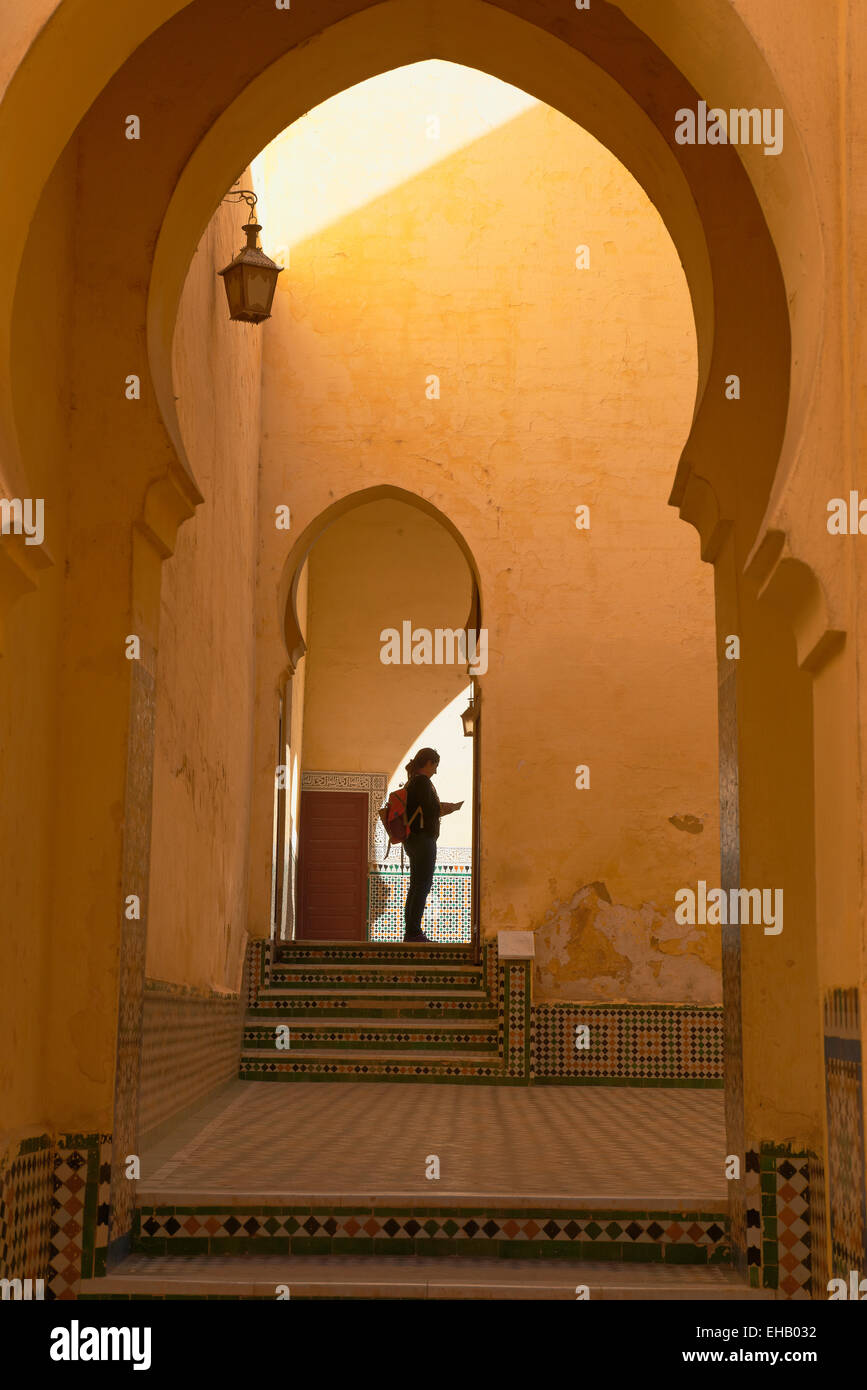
[139,1081,726,1205]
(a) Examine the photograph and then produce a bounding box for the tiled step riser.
[275,947,474,966]
[133,1207,730,1265]
[268,973,483,990]
[240,1059,506,1081]
[248,1004,497,1020]
[258,987,488,1000]
[243,1035,498,1054]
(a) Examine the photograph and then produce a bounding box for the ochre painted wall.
[144,187,262,994]
[301,499,471,774]
[0,138,77,1139]
[257,81,721,1002]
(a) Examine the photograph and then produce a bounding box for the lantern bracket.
[222,188,259,219]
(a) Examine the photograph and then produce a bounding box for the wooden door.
[296,789,369,940]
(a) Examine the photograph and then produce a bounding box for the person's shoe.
[404,932,431,943]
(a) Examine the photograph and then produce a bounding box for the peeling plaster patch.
[668,813,704,834]
[533,880,721,1004]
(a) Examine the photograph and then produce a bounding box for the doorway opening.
[273,494,481,951]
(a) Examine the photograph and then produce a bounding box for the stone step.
[132,1195,730,1266]
[239,1053,504,1080]
[80,1254,769,1301]
[247,996,496,1020]
[243,1049,499,1063]
[259,987,489,999]
[244,1017,497,1049]
[253,1014,496,1030]
[243,1025,498,1054]
[268,964,483,987]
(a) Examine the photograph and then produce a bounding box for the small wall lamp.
[461,689,479,737]
[217,189,282,324]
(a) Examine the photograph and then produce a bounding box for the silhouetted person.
[403,748,463,943]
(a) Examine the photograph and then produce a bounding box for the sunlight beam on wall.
[251,61,537,260]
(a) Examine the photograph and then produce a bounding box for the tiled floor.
[139,1081,726,1205]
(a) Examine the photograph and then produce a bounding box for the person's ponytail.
[404,747,439,782]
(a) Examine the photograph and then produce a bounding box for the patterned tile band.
[744,1144,823,1300]
[823,987,866,1277]
[369,862,472,943]
[0,1135,52,1285]
[133,1203,730,1264]
[532,1004,724,1085]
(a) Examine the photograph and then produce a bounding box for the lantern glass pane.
[223,267,244,317]
[243,268,272,313]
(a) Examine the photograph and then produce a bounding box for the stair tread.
[258,988,488,998]
[241,1049,498,1061]
[81,1255,762,1300]
[247,1016,494,1029]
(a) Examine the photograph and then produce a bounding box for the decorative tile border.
[110,661,157,1257]
[484,938,499,1005]
[243,1022,496,1052]
[247,998,495,1021]
[273,941,473,965]
[0,1134,53,1283]
[301,770,387,862]
[823,987,866,1277]
[246,939,274,1008]
[240,1057,504,1082]
[808,1151,829,1296]
[744,1147,761,1281]
[531,1004,724,1086]
[49,1134,112,1299]
[0,1130,111,1299]
[501,960,531,1081]
[368,862,472,943]
[134,1202,729,1264]
[745,1144,820,1300]
[265,967,480,990]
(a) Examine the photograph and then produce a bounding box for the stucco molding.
[669,463,731,564]
[745,527,845,675]
[136,462,203,562]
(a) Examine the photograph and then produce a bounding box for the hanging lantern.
[461,691,479,737]
[217,190,282,324]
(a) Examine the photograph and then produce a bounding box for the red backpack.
[379,783,422,850]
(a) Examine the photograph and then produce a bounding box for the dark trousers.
[404,833,437,938]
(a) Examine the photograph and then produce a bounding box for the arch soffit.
[280,485,482,670]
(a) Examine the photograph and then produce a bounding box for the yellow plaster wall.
[258,79,722,1001]
[0,138,77,1139]
[301,499,472,788]
[144,188,263,993]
